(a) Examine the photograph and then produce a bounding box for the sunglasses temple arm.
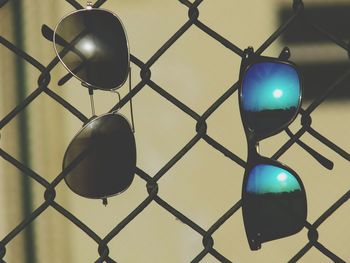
[41,24,87,86]
[41,24,75,85]
[42,24,86,60]
[129,67,136,133]
[41,24,63,46]
[285,128,334,170]
[58,71,75,86]
[58,61,90,86]
[277,47,332,168]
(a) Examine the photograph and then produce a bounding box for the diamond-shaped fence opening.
[0,0,349,262]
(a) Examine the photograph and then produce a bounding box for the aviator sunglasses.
[52,2,136,204]
[239,47,307,250]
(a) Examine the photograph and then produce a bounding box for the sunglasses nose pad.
[63,114,136,199]
[242,163,307,249]
[240,61,301,140]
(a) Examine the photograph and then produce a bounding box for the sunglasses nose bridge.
[246,140,261,163]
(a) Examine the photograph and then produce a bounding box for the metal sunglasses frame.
[52,4,136,204]
[53,5,130,91]
[62,110,136,200]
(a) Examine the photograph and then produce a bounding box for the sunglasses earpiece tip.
[41,24,54,42]
[279,47,291,60]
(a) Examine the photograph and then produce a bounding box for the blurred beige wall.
[0,2,26,262]
[0,0,349,262]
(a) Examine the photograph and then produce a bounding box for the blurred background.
[0,0,349,262]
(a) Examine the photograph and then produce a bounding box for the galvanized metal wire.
[0,0,349,262]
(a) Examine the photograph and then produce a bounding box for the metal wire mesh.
[0,0,349,262]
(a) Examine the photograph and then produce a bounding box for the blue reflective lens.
[241,62,301,138]
[246,164,301,194]
[242,62,300,112]
[243,163,306,249]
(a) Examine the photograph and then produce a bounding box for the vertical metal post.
[12,1,36,262]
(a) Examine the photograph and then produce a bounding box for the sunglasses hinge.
[240,47,255,75]
[243,46,254,60]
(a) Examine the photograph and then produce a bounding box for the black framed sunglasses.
[239,47,307,250]
[52,2,136,204]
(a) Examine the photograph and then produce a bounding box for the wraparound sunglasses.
[239,47,307,250]
[52,2,136,204]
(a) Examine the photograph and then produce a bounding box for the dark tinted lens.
[242,164,306,250]
[54,9,129,90]
[241,62,301,139]
[63,114,136,198]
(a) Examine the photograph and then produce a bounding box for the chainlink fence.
[0,0,349,262]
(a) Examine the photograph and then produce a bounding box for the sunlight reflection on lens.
[77,37,96,58]
[277,172,287,182]
[273,88,283,98]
